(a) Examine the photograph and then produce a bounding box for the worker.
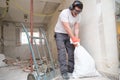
[54,0,83,79]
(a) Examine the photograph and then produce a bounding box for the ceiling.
[0,0,62,27]
[0,0,118,26]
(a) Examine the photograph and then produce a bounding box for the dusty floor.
[0,66,28,80]
[0,65,115,80]
[0,54,119,80]
[53,75,110,80]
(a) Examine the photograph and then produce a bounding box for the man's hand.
[71,37,80,47]
[72,37,80,43]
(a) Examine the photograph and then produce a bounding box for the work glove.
[71,37,80,47]
[71,37,80,43]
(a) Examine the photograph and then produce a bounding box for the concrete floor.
[0,66,28,80]
[53,75,110,80]
[69,77,110,80]
[0,66,113,80]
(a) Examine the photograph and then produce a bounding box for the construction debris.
[0,53,7,67]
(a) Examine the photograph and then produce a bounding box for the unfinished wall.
[3,23,26,59]
[102,0,119,73]
[3,23,47,60]
[80,0,119,76]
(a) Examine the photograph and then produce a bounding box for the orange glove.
[71,37,80,47]
[71,37,80,43]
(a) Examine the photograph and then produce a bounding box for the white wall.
[101,0,118,74]
[80,0,119,75]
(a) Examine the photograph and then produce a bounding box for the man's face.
[71,7,81,17]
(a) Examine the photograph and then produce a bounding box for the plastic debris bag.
[72,43,101,78]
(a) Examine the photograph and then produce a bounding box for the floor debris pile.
[0,54,119,80]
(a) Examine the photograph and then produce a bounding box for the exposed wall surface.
[3,23,46,60]
[101,0,118,75]
[3,23,24,59]
[80,0,119,75]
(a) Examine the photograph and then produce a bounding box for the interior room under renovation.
[0,0,120,80]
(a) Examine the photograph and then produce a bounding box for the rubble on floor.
[0,54,119,80]
[0,53,7,67]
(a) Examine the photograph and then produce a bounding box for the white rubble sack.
[0,54,7,67]
[72,43,101,78]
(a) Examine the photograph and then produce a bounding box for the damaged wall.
[3,23,26,59]
[3,23,47,60]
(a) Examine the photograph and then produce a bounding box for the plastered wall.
[80,0,118,75]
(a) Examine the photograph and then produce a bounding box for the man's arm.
[62,21,80,44]
[62,21,75,39]
[74,22,80,38]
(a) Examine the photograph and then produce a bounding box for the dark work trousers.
[54,32,75,75]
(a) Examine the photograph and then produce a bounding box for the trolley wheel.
[27,73,36,80]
